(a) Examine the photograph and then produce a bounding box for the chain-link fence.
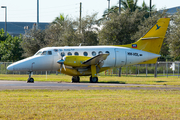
[1,62,179,77]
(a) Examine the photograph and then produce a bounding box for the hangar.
[0,22,49,36]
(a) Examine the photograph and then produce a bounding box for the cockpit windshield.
[35,51,52,56]
[35,51,42,55]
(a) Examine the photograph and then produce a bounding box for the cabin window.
[74,52,79,56]
[68,52,72,56]
[42,51,47,55]
[98,51,103,55]
[54,49,58,52]
[92,51,96,56]
[61,52,65,57]
[47,51,52,55]
[105,51,110,54]
[83,52,88,56]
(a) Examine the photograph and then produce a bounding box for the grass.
[0,89,180,119]
[0,74,180,85]
[0,75,180,119]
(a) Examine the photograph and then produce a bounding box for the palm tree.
[52,14,65,25]
[102,6,119,19]
[101,0,155,20]
[140,1,155,12]
[121,0,140,12]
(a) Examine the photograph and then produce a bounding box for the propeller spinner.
[57,52,66,72]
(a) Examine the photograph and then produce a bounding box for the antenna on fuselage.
[79,43,82,47]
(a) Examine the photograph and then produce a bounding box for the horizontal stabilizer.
[141,37,160,40]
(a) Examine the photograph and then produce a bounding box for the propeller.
[57,52,66,73]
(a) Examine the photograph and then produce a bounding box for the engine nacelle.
[63,56,91,67]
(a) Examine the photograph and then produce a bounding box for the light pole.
[1,6,7,35]
[119,0,121,14]
[107,0,110,9]
[37,0,39,29]
[150,0,152,17]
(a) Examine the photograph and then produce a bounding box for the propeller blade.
[63,64,66,71]
[57,52,61,58]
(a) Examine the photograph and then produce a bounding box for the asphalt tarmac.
[0,80,180,90]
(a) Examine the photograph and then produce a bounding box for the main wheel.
[72,76,80,83]
[27,78,34,83]
[90,77,98,83]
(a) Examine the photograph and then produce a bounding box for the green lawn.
[0,74,180,85]
[0,89,179,119]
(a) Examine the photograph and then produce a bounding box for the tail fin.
[120,18,170,64]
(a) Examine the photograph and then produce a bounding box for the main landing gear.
[72,76,80,83]
[27,71,34,83]
[71,76,98,83]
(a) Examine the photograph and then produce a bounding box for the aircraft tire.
[90,77,98,83]
[72,76,80,83]
[27,78,34,83]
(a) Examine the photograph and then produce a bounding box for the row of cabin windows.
[36,50,110,57]
[60,51,110,57]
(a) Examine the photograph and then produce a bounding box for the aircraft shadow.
[80,81,126,84]
[155,81,167,83]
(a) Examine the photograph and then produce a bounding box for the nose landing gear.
[27,71,34,83]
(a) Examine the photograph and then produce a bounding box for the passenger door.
[115,48,126,67]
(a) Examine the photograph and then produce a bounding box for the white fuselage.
[7,46,160,72]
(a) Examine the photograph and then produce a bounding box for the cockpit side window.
[61,52,65,57]
[47,51,52,55]
[42,51,47,55]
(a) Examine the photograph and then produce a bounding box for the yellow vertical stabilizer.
[119,18,170,64]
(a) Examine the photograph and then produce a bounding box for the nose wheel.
[27,71,34,83]
[27,78,34,83]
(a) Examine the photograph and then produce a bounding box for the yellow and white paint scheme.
[7,18,170,83]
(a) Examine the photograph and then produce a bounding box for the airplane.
[7,18,170,83]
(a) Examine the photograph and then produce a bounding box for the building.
[0,22,49,36]
[159,6,180,15]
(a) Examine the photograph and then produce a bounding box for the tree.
[167,10,180,60]
[21,29,46,57]
[102,6,119,20]
[98,10,146,45]
[0,29,7,42]
[45,13,99,46]
[101,0,156,21]
[78,13,99,45]
[121,0,140,12]
[45,14,80,46]
[0,31,23,62]
[52,14,65,24]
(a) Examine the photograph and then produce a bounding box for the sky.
[0,0,180,23]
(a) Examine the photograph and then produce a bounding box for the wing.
[57,54,109,74]
[82,53,109,65]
